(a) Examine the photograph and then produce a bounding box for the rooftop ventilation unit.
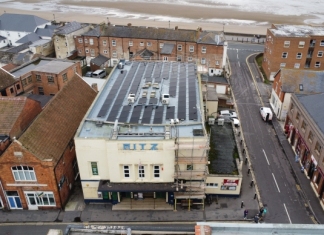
[162,94,170,105]
[208,117,215,125]
[152,83,159,89]
[128,93,135,104]
[95,121,103,127]
[218,118,224,126]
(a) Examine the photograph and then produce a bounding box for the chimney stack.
[175,26,178,30]
[91,83,98,93]
[127,23,132,27]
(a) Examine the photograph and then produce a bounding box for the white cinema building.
[75,61,210,210]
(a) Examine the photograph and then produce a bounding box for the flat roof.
[271,24,324,37]
[78,61,205,139]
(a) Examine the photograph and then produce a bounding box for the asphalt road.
[227,42,313,224]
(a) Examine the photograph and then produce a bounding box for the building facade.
[285,93,324,207]
[74,24,227,74]
[262,24,324,81]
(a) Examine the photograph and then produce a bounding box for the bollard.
[242,148,245,154]
[238,131,241,136]
[241,201,244,208]
[254,193,257,199]
[245,157,248,164]
[240,139,243,145]
[250,180,254,187]
[247,168,251,175]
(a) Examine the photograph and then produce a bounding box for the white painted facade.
[270,89,291,121]
[0,37,8,48]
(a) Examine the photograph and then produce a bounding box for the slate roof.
[280,69,324,93]
[203,87,218,101]
[55,21,83,35]
[0,13,49,32]
[160,43,175,54]
[84,25,198,42]
[197,31,224,45]
[0,35,6,40]
[0,67,16,90]
[201,74,228,84]
[26,94,52,108]
[6,42,32,53]
[90,54,109,66]
[133,48,154,58]
[18,74,97,164]
[0,97,30,135]
[35,27,55,37]
[16,32,41,44]
[296,93,324,135]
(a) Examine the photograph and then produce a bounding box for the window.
[201,58,206,64]
[138,165,145,178]
[78,49,82,54]
[123,166,130,178]
[147,42,152,47]
[7,32,10,36]
[280,63,286,67]
[177,44,182,51]
[159,43,164,48]
[129,41,133,46]
[320,40,324,46]
[91,162,98,175]
[308,131,314,143]
[188,57,192,62]
[27,75,32,83]
[216,60,219,65]
[296,112,300,121]
[177,55,182,61]
[38,87,44,95]
[315,142,322,154]
[89,38,94,45]
[294,63,300,68]
[103,50,108,54]
[206,183,218,188]
[22,79,27,86]
[84,38,88,43]
[201,46,206,53]
[187,165,193,170]
[318,51,323,57]
[301,120,307,132]
[78,38,83,43]
[140,42,144,46]
[85,48,89,53]
[112,40,116,46]
[12,166,36,181]
[26,192,55,206]
[16,84,20,90]
[112,51,117,57]
[298,41,305,48]
[47,75,54,84]
[36,75,41,82]
[10,87,14,94]
[315,62,321,68]
[282,52,288,58]
[296,53,302,59]
[103,40,107,46]
[163,56,168,61]
[189,45,194,52]
[65,42,67,47]
[284,41,290,47]
[154,166,160,178]
[299,84,303,91]
[90,49,95,57]
[57,46,59,50]
[290,103,294,113]
[62,73,67,82]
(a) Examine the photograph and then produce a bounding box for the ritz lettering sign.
[123,143,159,150]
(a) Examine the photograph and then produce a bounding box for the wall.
[205,175,241,195]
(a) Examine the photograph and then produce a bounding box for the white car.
[218,110,238,118]
[230,117,240,127]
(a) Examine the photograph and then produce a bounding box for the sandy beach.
[0,0,318,35]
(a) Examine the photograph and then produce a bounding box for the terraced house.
[74,24,227,75]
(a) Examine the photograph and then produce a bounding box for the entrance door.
[6,191,22,209]
[25,193,39,210]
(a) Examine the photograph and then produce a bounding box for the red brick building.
[262,24,324,81]
[0,67,23,97]
[0,74,97,210]
[74,24,227,75]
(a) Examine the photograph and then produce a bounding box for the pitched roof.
[0,97,29,135]
[296,93,324,134]
[55,21,83,35]
[0,67,16,90]
[280,69,324,93]
[161,43,175,54]
[0,35,6,40]
[0,13,49,32]
[16,32,41,44]
[35,27,55,37]
[90,54,109,66]
[84,25,198,42]
[133,48,154,59]
[18,74,97,164]
[197,31,224,45]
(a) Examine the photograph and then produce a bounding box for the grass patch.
[208,127,218,174]
[255,54,270,83]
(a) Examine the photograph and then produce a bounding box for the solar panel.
[129,106,142,124]
[118,106,132,123]
[138,97,147,105]
[149,97,158,105]
[166,106,175,119]
[141,106,153,124]
[153,106,164,124]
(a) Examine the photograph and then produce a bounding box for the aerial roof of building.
[201,74,228,84]
[55,21,85,35]
[279,69,324,93]
[83,25,223,44]
[0,35,6,40]
[77,61,204,139]
[6,42,32,53]
[296,93,324,135]
[90,54,109,67]
[29,39,51,47]
[270,24,324,37]
[18,74,97,164]
[35,27,56,37]
[0,13,49,32]
[0,67,16,90]
[16,32,41,44]
[160,43,175,54]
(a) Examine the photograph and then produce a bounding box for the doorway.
[25,192,39,210]
[6,191,22,209]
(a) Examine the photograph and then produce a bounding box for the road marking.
[284,203,292,224]
[272,173,280,192]
[262,149,270,165]
[237,49,239,59]
[238,61,240,67]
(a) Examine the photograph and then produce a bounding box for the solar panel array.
[96,62,198,125]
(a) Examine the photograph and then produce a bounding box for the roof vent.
[128,93,135,103]
[95,121,103,127]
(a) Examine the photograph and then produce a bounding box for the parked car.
[260,107,273,122]
[85,71,93,77]
[218,110,238,118]
[92,69,107,78]
[230,117,240,127]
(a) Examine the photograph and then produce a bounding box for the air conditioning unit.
[162,94,170,105]
[175,118,179,124]
[208,117,215,125]
[218,118,224,126]
[128,93,135,104]
[170,119,174,125]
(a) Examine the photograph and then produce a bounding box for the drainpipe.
[0,177,10,210]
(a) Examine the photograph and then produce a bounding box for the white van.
[92,69,106,78]
[260,107,273,122]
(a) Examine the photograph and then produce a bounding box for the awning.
[98,180,186,192]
